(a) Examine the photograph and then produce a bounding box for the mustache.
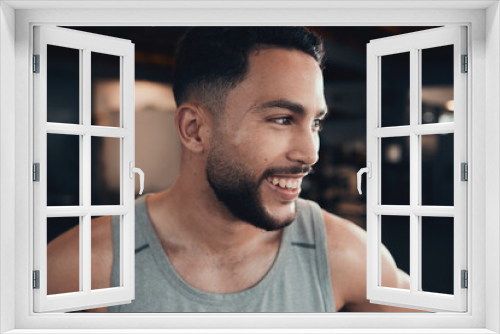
[262,165,314,179]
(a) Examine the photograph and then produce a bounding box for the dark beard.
[206,147,298,232]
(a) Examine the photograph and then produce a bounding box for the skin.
[47,47,421,312]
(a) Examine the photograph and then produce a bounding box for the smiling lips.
[265,175,304,201]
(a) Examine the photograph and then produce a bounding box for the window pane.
[381,136,410,205]
[47,133,80,206]
[47,217,80,295]
[92,52,121,127]
[421,134,454,206]
[421,45,454,124]
[381,215,410,289]
[91,215,121,290]
[381,52,410,127]
[422,216,454,294]
[47,45,80,124]
[91,137,121,205]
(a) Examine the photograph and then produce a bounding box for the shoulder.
[47,215,114,311]
[321,210,367,256]
[320,210,368,310]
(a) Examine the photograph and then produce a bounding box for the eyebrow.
[254,99,328,118]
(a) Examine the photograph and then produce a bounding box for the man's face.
[206,47,327,231]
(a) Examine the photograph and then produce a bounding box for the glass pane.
[381,52,410,127]
[91,137,121,205]
[422,217,454,294]
[381,215,410,289]
[381,136,410,205]
[92,52,121,127]
[421,45,454,124]
[47,133,80,206]
[47,217,80,295]
[47,45,80,124]
[91,215,120,290]
[421,134,454,206]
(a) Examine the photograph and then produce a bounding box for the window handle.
[357,162,371,195]
[129,162,145,195]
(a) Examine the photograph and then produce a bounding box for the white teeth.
[268,177,301,190]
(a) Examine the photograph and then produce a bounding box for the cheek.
[233,130,251,147]
[232,127,268,152]
[235,136,281,170]
[230,125,290,163]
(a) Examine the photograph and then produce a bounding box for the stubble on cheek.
[232,126,259,147]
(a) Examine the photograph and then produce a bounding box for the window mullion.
[412,123,454,135]
[82,47,92,294]
[409,48,419,295]
[373,205,410,215]
[373,123,455,138]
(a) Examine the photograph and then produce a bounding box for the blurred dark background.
[45,26,455,302]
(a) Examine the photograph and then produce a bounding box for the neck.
[146,168,279,258]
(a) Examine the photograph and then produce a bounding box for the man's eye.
[273,117,291,125]
[313,119,324,131]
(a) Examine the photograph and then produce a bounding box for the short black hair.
[173,27,325,116]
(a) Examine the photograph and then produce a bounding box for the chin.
[270,215,297,231]
[266,201,298,220]
[275,199,297,212]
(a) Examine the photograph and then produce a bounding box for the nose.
[287,127,319,166]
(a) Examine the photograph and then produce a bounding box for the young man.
[48,27,416,312]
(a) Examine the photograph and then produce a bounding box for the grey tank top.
[108,194,335,312]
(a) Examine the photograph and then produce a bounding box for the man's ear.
[174,103,212,154]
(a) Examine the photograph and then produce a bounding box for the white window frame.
[33,26,136,313]
[366,26,468,312]
[0,1,498,333]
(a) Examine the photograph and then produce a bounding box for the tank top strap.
[109,195,151,297]
[292,198,336,312]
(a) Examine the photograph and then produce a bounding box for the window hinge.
[33,54,40,73]
[461,270,468,289]
[461,54,468,73]
[33,270,40,289]
[33,163,40,182]
[461,162,468,181]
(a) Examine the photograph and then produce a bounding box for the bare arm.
[323,211,426,312]
[47,216,114,312]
